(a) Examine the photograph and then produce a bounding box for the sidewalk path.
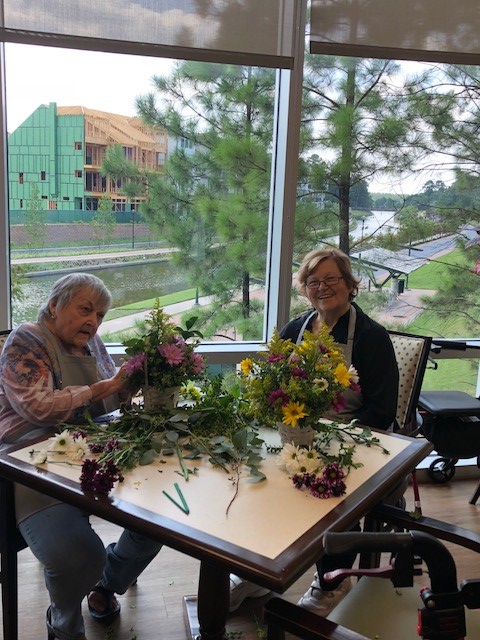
[12,247,176,265]
[98,295,215,337]
[375,288,436,327]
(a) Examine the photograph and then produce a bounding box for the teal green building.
[8,102,166,223]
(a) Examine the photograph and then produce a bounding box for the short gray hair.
[37,273,112,322]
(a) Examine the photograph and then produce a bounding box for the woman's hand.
[89,363,135,403]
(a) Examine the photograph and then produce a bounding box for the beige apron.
[296,306,363,423]
[15,330,118,523]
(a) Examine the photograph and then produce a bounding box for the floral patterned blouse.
[0,321,116,443]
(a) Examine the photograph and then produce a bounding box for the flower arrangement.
[275,418,390,499]
[123,300,206,395]
[239,325,360,430]
[29,375,266,515]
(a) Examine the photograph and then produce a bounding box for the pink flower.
[158,343,185,366]
[191,352,205,374]
[125,353,145,375]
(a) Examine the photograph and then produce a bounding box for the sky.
[4,43,452,195]
[5,43,173,132]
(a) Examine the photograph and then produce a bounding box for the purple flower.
[72,429,87,440]
[267,353,285,363]
[158,343,184,366]
[322,462,345,482]
[350,381,362,394]
[124,353,145,375]
[268,388,290,406]
[331,393,347,412]
[104,438,120,453]
[291,366,308,379]
[291,466,346,499]
[330,480,347,497]
[80,458,122,495]
[310,480,332,499]
[88,442,105,454]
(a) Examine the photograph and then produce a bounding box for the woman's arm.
[353,327,399,430]
[0,326,130,426]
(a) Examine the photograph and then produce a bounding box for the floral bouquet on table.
[239,324,360,438]
[239,324,391,499]
[122,300,206,410]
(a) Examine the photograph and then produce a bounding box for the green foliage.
[302,55,423,253]
[136,62,275,335]
[24,184,46,249]
[92,195,116,246]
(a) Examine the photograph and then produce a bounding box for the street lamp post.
[131,207,135,249]
[358,217,366,275]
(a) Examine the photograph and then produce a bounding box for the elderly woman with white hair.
[0,273,162,640]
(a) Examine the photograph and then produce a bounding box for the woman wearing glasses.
[280,247,399,614]
[229,247,400,614]
[280,247,398,429]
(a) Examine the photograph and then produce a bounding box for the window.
[74,170,82,178]
[48,201,57,210]
[40,171,46,180]
[0,2,303,361]
[18,172,23,184]
[74,141,82,150]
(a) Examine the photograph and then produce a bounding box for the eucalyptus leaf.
[139,449,157,465]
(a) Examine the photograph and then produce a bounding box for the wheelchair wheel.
[428,457,456,483]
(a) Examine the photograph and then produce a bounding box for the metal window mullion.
[0,41,10,330]
[264,0,306,341]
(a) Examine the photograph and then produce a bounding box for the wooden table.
[0,429,431,639]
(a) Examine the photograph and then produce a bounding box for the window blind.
[1,0,298,68]
[310,0,480,65]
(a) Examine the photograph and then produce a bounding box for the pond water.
[12,259,188,325]
[351,210,398,240]
[12,210,398,325]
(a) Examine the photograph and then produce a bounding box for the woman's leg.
[99,529,163,594]
[19,503,105,640]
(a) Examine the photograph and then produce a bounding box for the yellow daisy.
[240,358,253,375]
[334,363,351,387]
[281,402,309,427]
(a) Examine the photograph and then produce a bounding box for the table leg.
[183,561,230,640]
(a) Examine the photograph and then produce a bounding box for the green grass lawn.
[408,248,467,290]
[404,249,478,392]
[105,289,199,321]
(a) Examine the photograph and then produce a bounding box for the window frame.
[0,2,307,366]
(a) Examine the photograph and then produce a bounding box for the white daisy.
[29,448,48,465]
[297,448,321,473]
[276,443,302,474]
[348,365,359,384]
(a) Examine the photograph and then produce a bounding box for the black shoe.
[46,606,55,640]
[87,584,121,625]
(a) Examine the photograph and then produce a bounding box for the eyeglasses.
[306,276,343,289]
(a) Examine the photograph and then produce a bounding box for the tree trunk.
[338,62,356,255]
[242,270,250,318]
